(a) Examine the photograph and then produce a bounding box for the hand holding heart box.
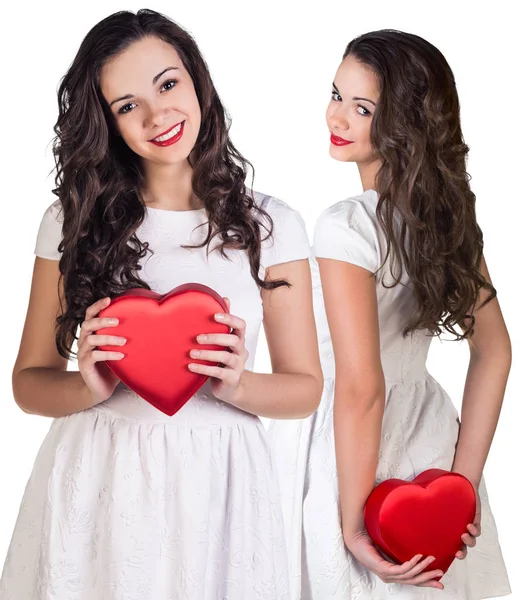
[364,469,476,575]
[95,283,232,416]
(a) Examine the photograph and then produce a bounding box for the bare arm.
[451,256,512,487]
[227,258,323,419]
[12,257,101,418]
[317,257,385,539]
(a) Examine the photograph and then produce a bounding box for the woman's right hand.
[78,296,126,405]
[344,529,445,590]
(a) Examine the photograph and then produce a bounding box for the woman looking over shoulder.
[270,29,511,600]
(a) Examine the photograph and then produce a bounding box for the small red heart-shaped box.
[96,283,231,416]
[364,469,476,574]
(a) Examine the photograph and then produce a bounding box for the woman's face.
[326,54,379,165]
[100,36,201,167]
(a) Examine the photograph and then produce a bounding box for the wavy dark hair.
[344,30,495,340]
[52,8,289,359]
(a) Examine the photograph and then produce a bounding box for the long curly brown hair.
[344,30,495,340]
[52,9,289,359]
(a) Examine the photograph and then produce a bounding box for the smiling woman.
[327,56,380,188]
[0,8,322,600]
[102,38,201,164]
[45,9,298,360]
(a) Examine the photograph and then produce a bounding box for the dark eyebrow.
[152,66,178,85]
[332,83,376,107]
[353,96,376,107]
[109,66,179,108]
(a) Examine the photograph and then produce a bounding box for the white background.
[0,1,518,597]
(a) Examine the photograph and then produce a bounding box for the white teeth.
[153,123,182,142]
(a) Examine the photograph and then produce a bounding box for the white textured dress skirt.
[0,191,310,600]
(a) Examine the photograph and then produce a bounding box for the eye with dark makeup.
[161,79,178,92]
[331,90,342,102]
[118,102,136,115]
[356,104,371,117]
[117,78,179,115]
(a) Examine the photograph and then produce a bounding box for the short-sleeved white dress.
[269,189,511,600]
[0,191,310,600]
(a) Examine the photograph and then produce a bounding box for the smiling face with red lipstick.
[326,54,381,185]
[101,36,201,170]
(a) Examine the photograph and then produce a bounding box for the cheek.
[357,118,373,145]
[325,101,335,124]
[188,96,202,130]
[178,83,201,126]
[191,102,202,131]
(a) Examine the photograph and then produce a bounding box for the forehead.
[335,54,379,98]
[100,36,183,97]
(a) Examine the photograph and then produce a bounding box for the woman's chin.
[329,144,355,163]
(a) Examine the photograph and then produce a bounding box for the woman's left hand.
[456,484,482,560]
[188,297,248,404]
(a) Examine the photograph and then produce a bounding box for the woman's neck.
[141,159,203,211]
[357,157,381,193]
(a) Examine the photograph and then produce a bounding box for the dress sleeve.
[259,195,311,270]
[34,200,64,261]
[312,199,379,272]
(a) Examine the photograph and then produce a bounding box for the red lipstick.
[330,133,354,146]
[149,121,185,147]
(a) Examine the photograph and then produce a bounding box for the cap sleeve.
[258,194,310,270]
[34,200,64,261]
[313,199,379,272]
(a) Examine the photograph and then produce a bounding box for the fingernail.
[190,349,201,357]
[198,334,208,342]
[215,313,225,320]
[428,557,435,563]
[110,318,118,325]
[188,363,197,370]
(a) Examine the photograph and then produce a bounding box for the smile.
[330,133,354,147]
[149,121,185,146]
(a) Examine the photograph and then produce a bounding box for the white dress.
[0,191,310,600]
[269,189,511,600]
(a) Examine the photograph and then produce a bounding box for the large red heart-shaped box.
[96,283,231,416]
[364,469,476,575]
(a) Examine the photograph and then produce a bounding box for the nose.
[144,101,168,130]
[328,105,349,132]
